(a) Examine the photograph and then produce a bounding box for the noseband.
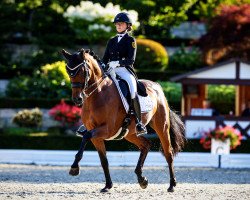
[66,59,107,101]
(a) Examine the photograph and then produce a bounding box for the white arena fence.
[0,150,250,168]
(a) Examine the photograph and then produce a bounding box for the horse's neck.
[89,64,104,85]
[83,60,109,99]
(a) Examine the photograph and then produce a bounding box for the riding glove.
[109,61,120,69]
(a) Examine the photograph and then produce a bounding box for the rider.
[76,12,147,137]
[102,12,147,136]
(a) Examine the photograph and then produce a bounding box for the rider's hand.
[109,61,120,69]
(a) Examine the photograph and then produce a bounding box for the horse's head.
[62,49,103,106]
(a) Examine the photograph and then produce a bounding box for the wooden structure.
[171,59,250,139]
[171,59,250,116]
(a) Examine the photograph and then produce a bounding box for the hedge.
[135,38,168,72]
[0,98,72,108]
[0,97,181,111]
[0,135,249,153]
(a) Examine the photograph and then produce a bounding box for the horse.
[61,49,186,192]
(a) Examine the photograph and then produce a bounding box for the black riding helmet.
[113,12,132,25]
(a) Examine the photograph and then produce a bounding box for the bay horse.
[61,49,185,192]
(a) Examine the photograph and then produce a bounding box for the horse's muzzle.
[72,96,83,106]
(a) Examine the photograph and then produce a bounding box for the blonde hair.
[127,25,133,32]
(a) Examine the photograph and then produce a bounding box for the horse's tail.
[169,110,186,156]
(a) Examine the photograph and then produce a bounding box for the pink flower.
[49,99,81,127]
[200,125,242,150]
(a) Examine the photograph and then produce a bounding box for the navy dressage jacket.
[102,33,136,67]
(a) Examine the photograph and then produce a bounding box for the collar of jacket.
[117,33,126,37]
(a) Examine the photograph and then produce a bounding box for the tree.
[93,0,200,39]
[128,0,199,39]
[0,0,76,73]
[193,0,249,21]
[199,4,250,65]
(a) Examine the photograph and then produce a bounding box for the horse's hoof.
[167,182,176,192]
[100,186,112,193]
[69,167,80,176]
[139,177,148,189]
[167,186,174,192]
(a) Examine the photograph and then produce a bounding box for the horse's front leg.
[125,134,151,189]
[92,139,113,192]
[69,131,92,176]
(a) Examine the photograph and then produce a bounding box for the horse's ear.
[79,48,85,59]
[61,49,71,60]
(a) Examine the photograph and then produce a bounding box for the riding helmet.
[113,12,132,25]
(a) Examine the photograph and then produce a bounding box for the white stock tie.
[117,34,125,42]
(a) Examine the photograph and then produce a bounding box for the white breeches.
[114,67,137,99]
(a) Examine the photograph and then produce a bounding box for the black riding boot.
[131,95,147,136]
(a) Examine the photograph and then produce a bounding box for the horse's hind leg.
[151,114,176,192]
[125,134,151,189]
[92,139,113,192]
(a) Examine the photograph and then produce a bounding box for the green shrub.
[157,81,181,102]
[0,98,69,108]
[208,85,235,103]
[6,61,71,99]
[40,60,69,83]
[12,108,43,128]
[208,85,235,114]
[169,45,203,71]
[135,38,168,72]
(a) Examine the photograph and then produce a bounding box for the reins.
[80,74,107,100]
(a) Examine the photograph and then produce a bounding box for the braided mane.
[80,49,102,63]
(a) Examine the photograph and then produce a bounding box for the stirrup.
[76,125,87,137]
[136,122,147,137]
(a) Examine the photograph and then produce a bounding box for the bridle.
[67,60,90,88]
[66,59,107,101]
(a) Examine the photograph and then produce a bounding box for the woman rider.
[102,12,147,136]
[76,12,147,137]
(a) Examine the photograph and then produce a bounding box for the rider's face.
[115,22,127,33]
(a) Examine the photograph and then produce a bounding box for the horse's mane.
[78,48,106,74]
[81,49,101,63]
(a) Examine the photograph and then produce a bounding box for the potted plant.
[200,125,242,151]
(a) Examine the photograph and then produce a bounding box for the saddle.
[116,75,147,103]
[124,66,147,97]
[105,69,153,141]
